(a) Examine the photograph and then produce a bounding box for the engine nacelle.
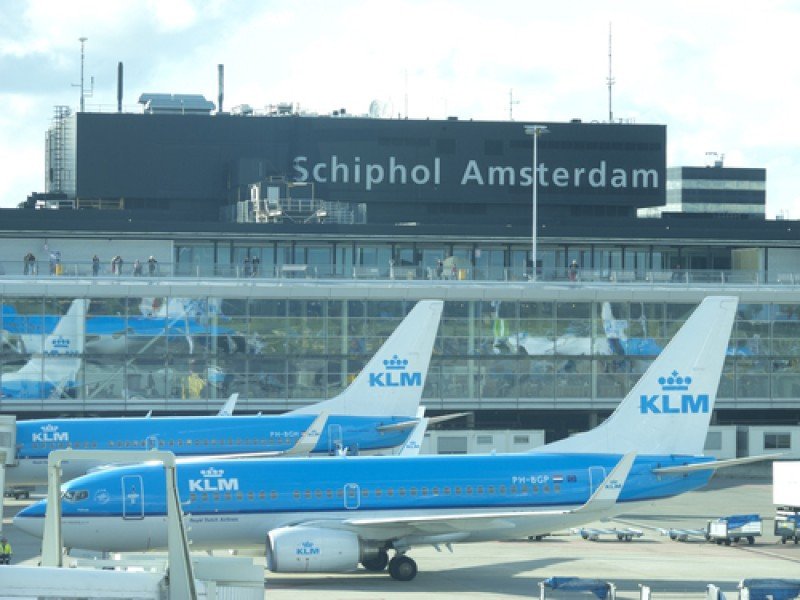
[266,526,362,573]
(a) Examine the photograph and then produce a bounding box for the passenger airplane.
[0,299,86,399]
[1,297,238,356]
[503,301,747,359]
[4,300,444,489]
[17,296,754,582]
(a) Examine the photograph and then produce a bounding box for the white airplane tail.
[540,296,738,456]
[16,298,87,384]
[290,300,444,417]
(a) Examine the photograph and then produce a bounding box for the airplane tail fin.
[289,300,444,417]
[17,299,87,383]
[539,296,738,456]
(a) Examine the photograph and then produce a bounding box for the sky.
[1,0,798,216]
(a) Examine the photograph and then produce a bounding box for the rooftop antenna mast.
[509,88,520,120]
[73,37,94,112]
[607,23,615,123]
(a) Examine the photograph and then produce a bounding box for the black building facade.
[74,113,666,224]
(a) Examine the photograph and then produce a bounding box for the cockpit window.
[62,489,89,502]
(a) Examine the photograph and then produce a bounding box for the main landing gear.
[361,550,418,581]
[388,554,417,581]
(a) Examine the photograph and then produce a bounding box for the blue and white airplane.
[4,300,444,489]
[0,299,86,399]
[2,297,238,356]
[17,296,759,582]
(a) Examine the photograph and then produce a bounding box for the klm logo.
[32,424,69,443]
[296,541,321,556]
[605,479,622,490]
[368,355,422,388]
[50,336,71,349]
[640,371,709,414]
[46,335,78,356]
[188,466,240,493]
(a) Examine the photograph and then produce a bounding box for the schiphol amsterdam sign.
[292,155,660,192]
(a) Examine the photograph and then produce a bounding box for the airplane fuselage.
[6,414,414,486]
[15,452,714,552]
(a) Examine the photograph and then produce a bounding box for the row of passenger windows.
[31,437,295,450]
[187,483,563,504]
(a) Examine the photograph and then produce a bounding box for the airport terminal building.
[1,101,798,455]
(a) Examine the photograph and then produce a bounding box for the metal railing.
[2,260,797,286]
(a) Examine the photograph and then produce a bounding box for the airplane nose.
[13,502,47,538]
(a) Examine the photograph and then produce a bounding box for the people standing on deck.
[111,255,124,275]
[568,260,579,282]
[147,256,158,276]
[92,254,100,276]
[23,252,36,275]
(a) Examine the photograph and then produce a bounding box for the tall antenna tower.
[73,37,94,112]
[607,23,615,123]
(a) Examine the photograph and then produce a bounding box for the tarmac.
[2,471,798,599]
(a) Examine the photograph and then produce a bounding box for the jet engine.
[266,526,378,573]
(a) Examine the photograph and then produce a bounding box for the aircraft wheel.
[724,539,731,546]
[388,555,418,581]
[362,550,389,572]
[747,536,755,545]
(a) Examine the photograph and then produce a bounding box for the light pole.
[524,125,548,281]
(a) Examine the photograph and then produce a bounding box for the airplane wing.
[178,412,330,462]
[299,452,636,543]
[395,417,428,456]
[376,412,470,433]
[651,453,783,474]
[281,411,327,456]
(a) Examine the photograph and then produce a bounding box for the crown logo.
[383,355,409,371]
[41,424,59,432]
[301,541,315,548]
[658,370,691,391]
[201,467,224,478]
[50,336,71,348]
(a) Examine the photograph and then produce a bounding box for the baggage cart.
[707,514,761,546]
[774,507,800,544]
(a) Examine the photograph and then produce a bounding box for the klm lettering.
[639,394,709,414]
[188,478,240,493]
[32,431,69,443]
[296,546,320,556]
[368,371,422,387]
